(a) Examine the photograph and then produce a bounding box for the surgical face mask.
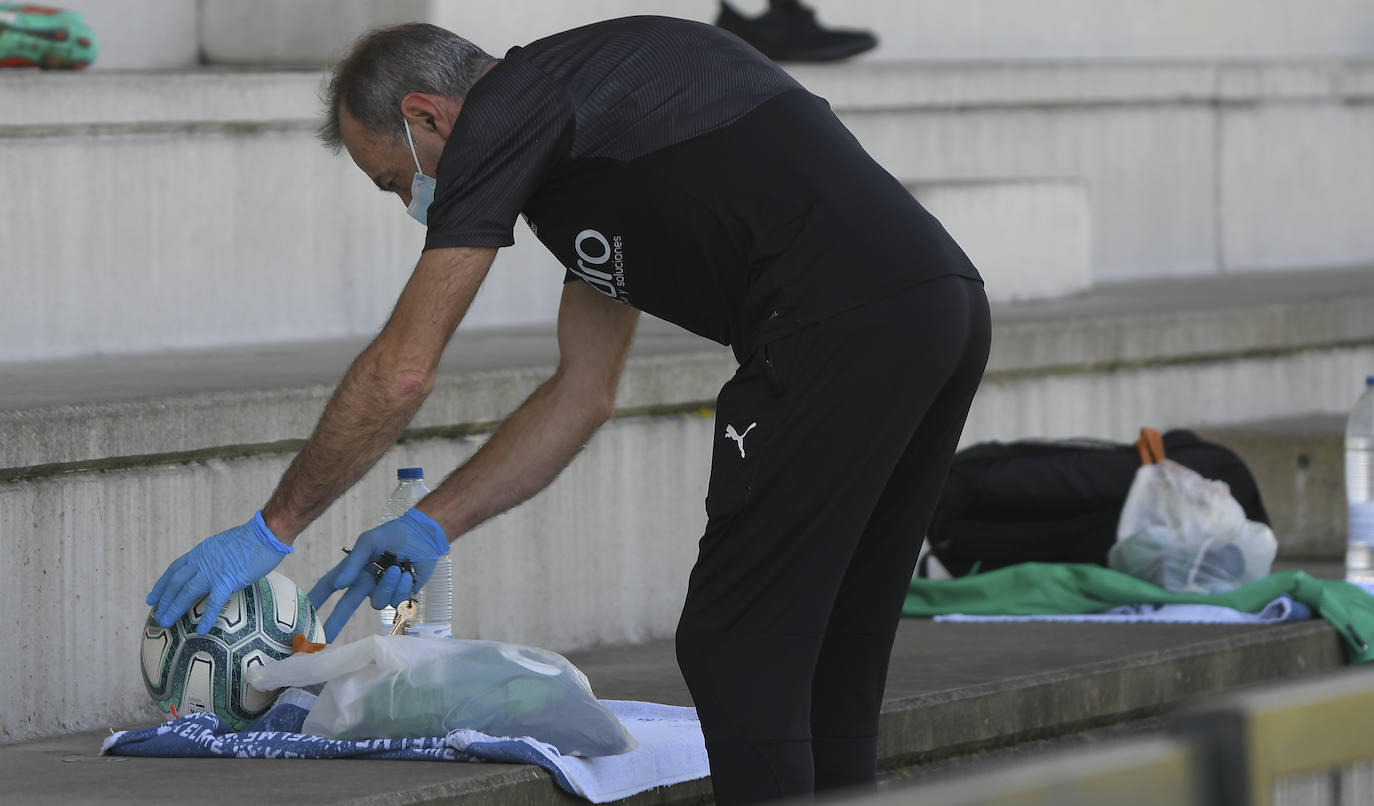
[402,118,436,225]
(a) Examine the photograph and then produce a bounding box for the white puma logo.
[724,422,758,458]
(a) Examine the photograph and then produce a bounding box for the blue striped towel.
[101,689,709,803]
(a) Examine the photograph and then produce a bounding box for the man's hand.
[146,512,293,634]
[307,508,449,642]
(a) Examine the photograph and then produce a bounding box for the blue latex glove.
[146,511,293,635]
[307,508,449,642]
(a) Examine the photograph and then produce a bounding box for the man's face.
[339,107,445,210]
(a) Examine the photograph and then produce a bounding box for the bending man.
[146,16,990,805]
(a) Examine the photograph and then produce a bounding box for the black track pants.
[676,275,991,805]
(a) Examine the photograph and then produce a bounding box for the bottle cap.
[397,467,424,480]
[1367,375,1374,387]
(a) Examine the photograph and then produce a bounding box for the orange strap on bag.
[292,633,327,654]
[1135,427,1166,465]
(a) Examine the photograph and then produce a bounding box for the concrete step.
[4,265,1372,474]
[5,60,1374,360]
[0,613,1346,804]
[3,265,1372,743]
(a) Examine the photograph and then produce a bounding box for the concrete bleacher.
[7,26,1374,361]
[5,4,1374,804]
[5,265,1372,748]
[6,49,1374,743]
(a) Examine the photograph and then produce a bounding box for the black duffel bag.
[920,428,1270,577]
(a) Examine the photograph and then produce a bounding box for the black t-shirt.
[425,15,980,358]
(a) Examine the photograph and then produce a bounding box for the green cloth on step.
[903,563,1374,664]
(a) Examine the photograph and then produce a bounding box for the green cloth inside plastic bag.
[245,635,638,756]
[903,563,1374,664]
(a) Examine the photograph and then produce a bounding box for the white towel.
[447,700,710,803]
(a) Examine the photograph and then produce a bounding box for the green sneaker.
[0,3,98,69]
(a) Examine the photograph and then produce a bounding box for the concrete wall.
[1221,102,1374,271]
[0,71,567,361]
[914,180,1092,302]
[833,62,1374,282]
[2,128,413,358]
[834,0,1374,62]
[189,1,1374,68]
[198,0,431,68]
[76,0,198,70]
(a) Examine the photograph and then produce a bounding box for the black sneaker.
[715,0,878,63]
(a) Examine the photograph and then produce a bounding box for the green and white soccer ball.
[140,571,324,730]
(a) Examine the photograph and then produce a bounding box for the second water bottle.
[377,467,452,638]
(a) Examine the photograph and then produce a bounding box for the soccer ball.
[140,571,324,730]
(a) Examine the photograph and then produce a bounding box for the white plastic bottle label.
[1351,501,1374,544]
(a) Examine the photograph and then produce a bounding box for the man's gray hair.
[319,23,494,153]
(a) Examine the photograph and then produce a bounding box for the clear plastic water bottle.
[376,468,452,638]
[1345,377,1374,587]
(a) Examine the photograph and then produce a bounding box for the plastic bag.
[245,635,637,757]
[1108,458,1277,594]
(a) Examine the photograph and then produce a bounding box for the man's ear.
[400,92,463,139]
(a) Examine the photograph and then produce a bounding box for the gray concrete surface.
[0,317,732,473]
[6,266,1372,473]
[0,615,1346,806]
[986,265,1374,377]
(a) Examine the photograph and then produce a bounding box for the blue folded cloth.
[936,594,1311,624]
[102,689,709,803]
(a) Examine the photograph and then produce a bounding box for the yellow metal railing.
[825,668,1374,806]
[1175,667,1374,806]
[827,737,1204,806]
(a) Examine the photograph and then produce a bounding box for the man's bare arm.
[261,246,497,543]
[414,280,640,539]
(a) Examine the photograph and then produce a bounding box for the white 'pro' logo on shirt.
[570,228,629,303]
